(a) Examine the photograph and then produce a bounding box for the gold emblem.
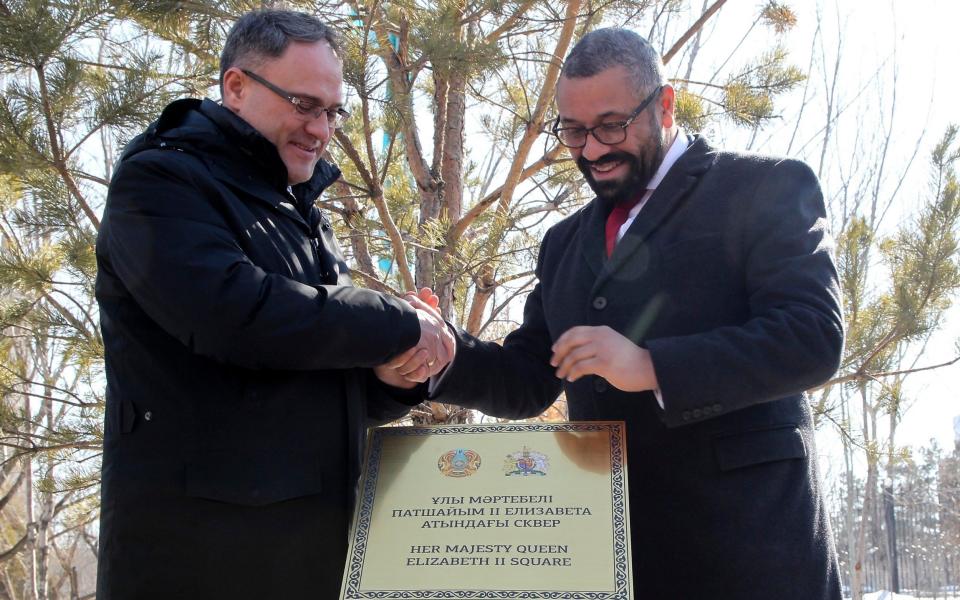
[437,448,481,477]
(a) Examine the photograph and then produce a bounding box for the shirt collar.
[646,127,689,190]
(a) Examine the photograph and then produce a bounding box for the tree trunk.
[25,455,37,600]
[882,482,899,592]
[433,67,467,317]
[851,386,877,600]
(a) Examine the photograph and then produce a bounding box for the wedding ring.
[427,360,437,366]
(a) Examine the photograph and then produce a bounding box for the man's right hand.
[377,289,454,383]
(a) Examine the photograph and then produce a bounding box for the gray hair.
[561,28,665,96]
[220,9,341,91]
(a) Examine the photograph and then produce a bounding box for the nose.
[304,116,333,144]
[580,132,612,162]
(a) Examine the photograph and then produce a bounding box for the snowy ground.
[851,592,960,600]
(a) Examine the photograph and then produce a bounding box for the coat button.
[592,296,607,310]
[713,403,723,413]
[693,408,702,419]
[143,411,153,421]
[681,410,691,421]
[593,378,609,393]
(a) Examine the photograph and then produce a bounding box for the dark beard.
[577,132,666,206]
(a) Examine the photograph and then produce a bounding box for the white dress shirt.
[615,128,689,244]
[614,129,689,409]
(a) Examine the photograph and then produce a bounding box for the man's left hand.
[550,326,658,392]
[374,345,426,389]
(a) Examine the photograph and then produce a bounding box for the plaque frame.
[341,421,631,600]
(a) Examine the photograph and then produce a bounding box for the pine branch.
[349,269,401,296]
[41,293,94,342]
[71,170,109,188]
[333,131,376,191]
[485,0,537,43]
[34,64,101,230]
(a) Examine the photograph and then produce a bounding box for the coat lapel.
[579,199,608,277]
[600,135,716,280]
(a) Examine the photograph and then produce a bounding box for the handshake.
[374,288,456,389]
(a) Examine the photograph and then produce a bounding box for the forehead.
[556,65,640,123]
[261,40,344,102]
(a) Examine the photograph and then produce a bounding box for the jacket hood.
[120,98,341,201]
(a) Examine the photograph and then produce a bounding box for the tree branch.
[0,534,29,564]
[35,63,101,230]
[485,0,537,43]
[450,144,565,241]
[0,470,25,512]
[810,354,960,393]
[372,19,435,193]
[663,0,728,65]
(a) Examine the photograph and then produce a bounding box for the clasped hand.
[374,288,455,388]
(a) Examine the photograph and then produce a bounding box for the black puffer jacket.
[95,98,420,599]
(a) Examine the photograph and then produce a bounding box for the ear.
[658,84,676,129]
[221,67,246,112]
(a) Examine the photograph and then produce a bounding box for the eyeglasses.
[551,85,663,148]
[241,69,350,129]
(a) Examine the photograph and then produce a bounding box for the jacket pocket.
[713,425,806,472]
[185,451,323,506]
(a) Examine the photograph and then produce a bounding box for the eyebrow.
[291,92,344,109]
[559,110,632,126]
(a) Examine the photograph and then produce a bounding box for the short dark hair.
[220,9,341,91]
[561,28,665,96]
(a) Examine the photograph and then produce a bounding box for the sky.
[810,0,960,453]
[704,0,960,454]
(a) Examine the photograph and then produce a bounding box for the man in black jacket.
[418,28,845,598]
[95,10,450,599]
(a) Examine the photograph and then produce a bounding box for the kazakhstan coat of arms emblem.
[503,446,549,476]
[437,448,481,477]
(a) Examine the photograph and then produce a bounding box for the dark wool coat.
[433,136,845,599]
[95,98,421,599]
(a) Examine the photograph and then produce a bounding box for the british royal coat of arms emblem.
[503,446,549,476]
[437,448,481,477]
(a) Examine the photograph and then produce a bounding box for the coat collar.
[580,134,717,278]
[137,98,341,211]
[195,98,341,204]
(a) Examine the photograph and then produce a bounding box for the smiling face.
[556,65,674,204]
[221,40,344,185]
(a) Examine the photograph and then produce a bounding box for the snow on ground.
[851,592,960,600]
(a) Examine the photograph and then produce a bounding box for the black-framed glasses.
[241,69,350,129]
[552,85,663,148]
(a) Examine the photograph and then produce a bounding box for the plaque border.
[342,421,631,600]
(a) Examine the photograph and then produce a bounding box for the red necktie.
[605,195,643,257]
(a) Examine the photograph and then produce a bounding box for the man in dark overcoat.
[424,28,845,598]
[95,10,452,599]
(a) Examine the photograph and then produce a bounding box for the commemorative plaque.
[339,421,632,599]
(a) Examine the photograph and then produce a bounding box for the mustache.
[577,152,635,170]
